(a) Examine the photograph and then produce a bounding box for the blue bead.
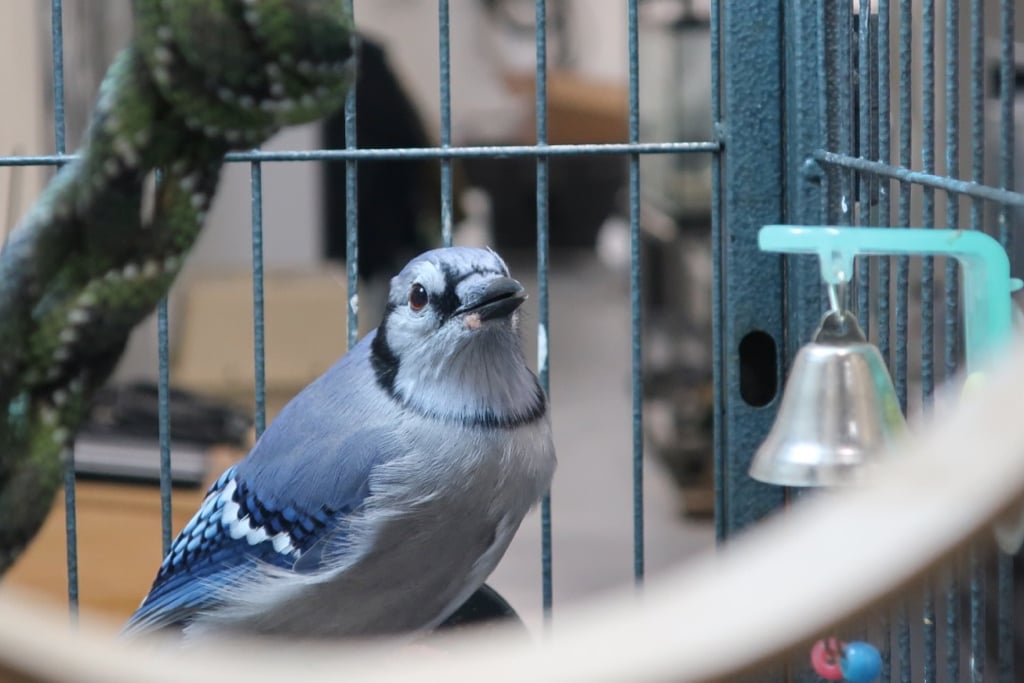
[840,641,882,683]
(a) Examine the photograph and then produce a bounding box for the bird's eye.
[409,283,428,311]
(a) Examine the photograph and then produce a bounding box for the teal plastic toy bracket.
[758,225,1022,373]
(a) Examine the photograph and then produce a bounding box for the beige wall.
[0,3,49,247]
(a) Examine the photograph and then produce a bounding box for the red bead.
[810,638,845,681]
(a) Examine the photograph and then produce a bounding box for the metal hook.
[827,282,848,316]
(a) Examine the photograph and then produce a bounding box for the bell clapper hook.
[826,282,844,316]
[825,280,855,332]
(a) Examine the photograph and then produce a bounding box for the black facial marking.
[370,306,399,393]
[433,270,461,320]
[435,262,507,322]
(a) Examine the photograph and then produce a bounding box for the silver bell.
[749,310,906,487]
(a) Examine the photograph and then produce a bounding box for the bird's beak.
[457,277,527,321]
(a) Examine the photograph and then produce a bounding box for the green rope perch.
[0,0,355,574]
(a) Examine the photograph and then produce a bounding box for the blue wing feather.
[124,467,338,632]
[125,334,398,634]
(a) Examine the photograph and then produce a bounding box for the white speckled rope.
[0,0,354,574]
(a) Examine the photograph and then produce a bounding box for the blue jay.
[125,247,556,639]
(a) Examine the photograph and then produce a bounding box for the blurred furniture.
[1,448,243,623]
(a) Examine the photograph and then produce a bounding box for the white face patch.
[390,261,445,309]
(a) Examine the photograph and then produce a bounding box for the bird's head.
[370,246,544,427]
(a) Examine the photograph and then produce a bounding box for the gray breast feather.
[184,334,555,638]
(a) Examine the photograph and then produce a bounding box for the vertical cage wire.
[832,2,854,231]
[895,5,912,676]
[818,0,830,226]
[157,294,173,554]
[250,162,267,438]
[708,0,723,547]
[153,183,173,552]
[996,5,1016,680]
[970,0,985,234]
[895,0,911,417]
[856,0,871,333]
[344,0,358,349]
[858,5,896,671]
[877,0,892,381]
[970,547,986,681]
[920,2,938,680]
[532,0,553,621]
[920,0,935,409]
[156,169,173,556]
[49,0,78,622]
[626,0,644,586]
[439,0,453,248]
[999,0,1016,252]
[943,0,961,680]
[968,1,987,680]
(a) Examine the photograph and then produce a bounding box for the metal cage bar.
[344,0,359,349]
[0,142,717,167]
[997,7,1017,679]
[250,162,267,437]
[920,2,938,678]
[968,2,988,680]
[49,0,79,623]
[877,0,892,396]
[156,291,173,557]
[856,0,872,334]
[533,0,553,620]
[877,3,893,677]
[156,168,174,557]
[626,0,644,587]
[439,0,454,248]
[715,0,787,542]
[943,1,961,680]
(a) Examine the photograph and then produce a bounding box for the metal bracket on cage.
[760,224,1024,553]
[759,225,1019,373]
